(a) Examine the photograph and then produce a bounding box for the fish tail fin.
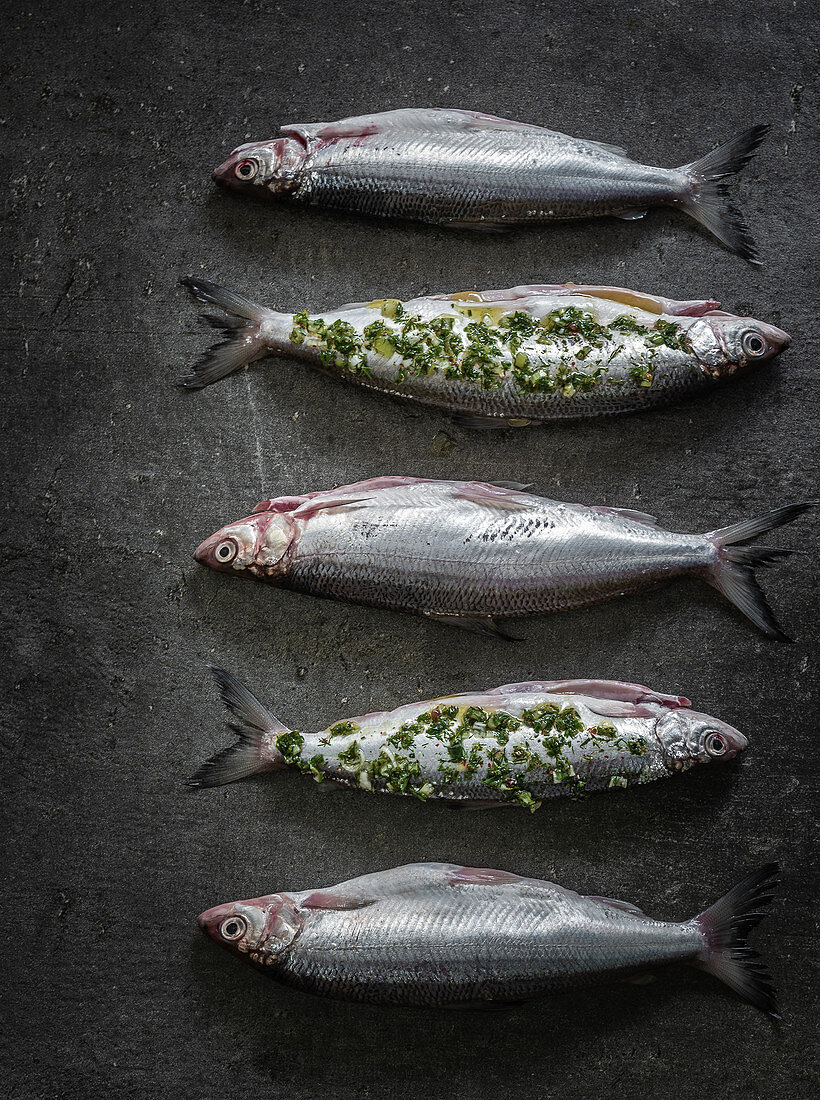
[178,277,275,388]
[187,667,288,788]
[705,501,815,641]
[691,862,780,1017]
[679,125,769,263]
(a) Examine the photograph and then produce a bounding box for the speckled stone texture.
[1,1,818,1096]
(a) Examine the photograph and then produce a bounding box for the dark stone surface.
[2,1,817,1095]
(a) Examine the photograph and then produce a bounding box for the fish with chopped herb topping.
[210,107,769,260]
[189,670,747,810]
[194,477,813,640]
[197,860,780,1014]
[179,279,789,424]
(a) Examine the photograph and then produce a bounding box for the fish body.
[189,670,746,808]
[212,108,768,259]
[180,279,790,424]
[194,477,812,640]
[198,861,779,1013]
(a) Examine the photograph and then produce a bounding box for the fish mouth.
[193,532,217,565]
[212,155,239,186]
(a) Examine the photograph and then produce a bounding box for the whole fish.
[194,477,812,640]
[211,107,768,260]
[179,279,790,426]
[189,669,746,809]
[198,860,779,1013]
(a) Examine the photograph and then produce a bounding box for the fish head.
[689,313,791,376]
[194,511,295,579]
[655,707,748,772]
[212,137,308,198]
[198,893,303,969]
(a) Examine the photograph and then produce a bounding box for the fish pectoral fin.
[585,895,649,918]
[452,484,534,512]
[291,496,369,518]
[283,107,552,142]
[589,505,659,526]
[614,209,648,220]
[300,891,378,911]
[423,611,519,641]
[489,679,691,709]
[583,700,657,718]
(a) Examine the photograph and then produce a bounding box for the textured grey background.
[1,1,818,1096]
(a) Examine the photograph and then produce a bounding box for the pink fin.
[452,481,534,512]
[300,891,376,911]
[429,283,721,317]
[282,108,551,143]
[584,700,656,718]
[252,496,308,515]
[252,477,435,516]
[586,895,648,918]
[447,867,521,886]
[487,680,691,709]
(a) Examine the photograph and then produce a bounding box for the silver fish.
[197,860,779,1013]
[211,108,768,260]
[189,670,746,808]
[179,279,790,425]
[194,477,812,641]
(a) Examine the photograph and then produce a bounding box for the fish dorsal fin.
[589,505,659,526]
[586,895,648,918]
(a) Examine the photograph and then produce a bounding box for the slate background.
[2,1,818,1096]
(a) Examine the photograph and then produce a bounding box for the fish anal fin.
[453,414,514,430]
[614,209,648,221]
[423,611,519,641]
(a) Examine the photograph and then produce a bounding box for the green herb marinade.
[288,302,692,396]
[283,704,651,811]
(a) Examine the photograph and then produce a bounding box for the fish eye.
[742,331,767,358]
[215,539,237,563]
[220,915,247,941]
[704,732,727,756]
[235,159,258,180]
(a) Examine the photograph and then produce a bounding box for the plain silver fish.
[211,107,769,260]
[197,861,779,1014]
[194,477,812,641]
[188,671,746,807]
[178,279,790,426]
